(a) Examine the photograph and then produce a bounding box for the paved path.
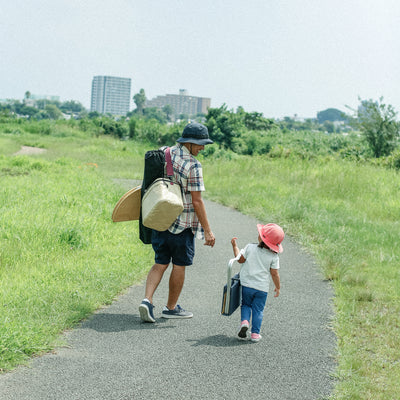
[0,199,336,399]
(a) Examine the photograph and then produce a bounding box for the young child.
[231,223,284,342]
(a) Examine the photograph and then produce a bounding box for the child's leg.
[250,290,268,334]
[240,286,253,322]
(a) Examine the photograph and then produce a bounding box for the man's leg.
[166,264,186,310]
[160,229,194,319]
[144,263,169,303]
[161,264,193,319]
[139,263,168,323]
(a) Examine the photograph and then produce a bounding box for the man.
[139,122,216,322]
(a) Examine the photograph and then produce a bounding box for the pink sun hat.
[257,223,285,253]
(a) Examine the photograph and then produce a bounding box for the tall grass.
[1,121,400,398]
[203,154,400,399]
[0,135,153,371]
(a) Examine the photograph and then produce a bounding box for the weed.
[58,228,87,249]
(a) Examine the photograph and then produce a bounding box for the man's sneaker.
[161,305,193,319]
[238,320,249,339]
[251,333,262,342]
[139,300,155,323]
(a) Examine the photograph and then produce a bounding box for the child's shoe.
[251,333,262,342]
[238,320,249,339]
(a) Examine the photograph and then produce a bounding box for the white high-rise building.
[90,76,131,115]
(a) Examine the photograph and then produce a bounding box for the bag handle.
[165,147,174,177]
[225,254,242,308]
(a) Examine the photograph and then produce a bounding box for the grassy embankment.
[0,122,154,371]
[203,154,400,400]
[1,120,400,399]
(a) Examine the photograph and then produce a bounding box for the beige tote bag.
[141,178,183,231]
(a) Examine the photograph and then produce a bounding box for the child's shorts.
[151,228,195,266]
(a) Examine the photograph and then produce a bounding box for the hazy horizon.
[1,0,399,119]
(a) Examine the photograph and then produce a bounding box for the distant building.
[146,89,211,117]
[24,94,60,107]
[90,76,131,115]
[0,98,15,104]
[30,94,60,101]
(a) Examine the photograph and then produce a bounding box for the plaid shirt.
[166,144,205,239]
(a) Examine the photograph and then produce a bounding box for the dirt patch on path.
[14,146,47,156]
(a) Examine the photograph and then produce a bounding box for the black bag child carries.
[221,255,242,316]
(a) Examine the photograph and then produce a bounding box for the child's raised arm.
[231,237,240,258]
[231,238,246,263]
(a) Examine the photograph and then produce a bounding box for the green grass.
[202,154,400,399]
[1,121,400,398]
[0,133,153,371]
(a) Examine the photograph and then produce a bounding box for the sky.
[1,0,400,119]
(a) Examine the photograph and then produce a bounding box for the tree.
[317,108,347,123]
[45,104,63,120]
[205,105,243,150]
[143,107,167,124]
[88,111,100,119]
[323,120,336,134]
[162,104,174,121]
[243,111,275,131]
[19,105,39,118]
[357,97,400,158]
[133,89,146,115]
[60,100,85,113]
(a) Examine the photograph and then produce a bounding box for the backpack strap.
[165,147,174,177]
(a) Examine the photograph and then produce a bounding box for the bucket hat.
[257,223,284,253]
[176,122,213,145]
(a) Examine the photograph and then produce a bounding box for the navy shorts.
[151,229,195,266]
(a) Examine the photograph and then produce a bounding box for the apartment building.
[90,76,131,115]
[146,89,211,117]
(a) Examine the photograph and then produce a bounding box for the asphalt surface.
[0,198,336,400]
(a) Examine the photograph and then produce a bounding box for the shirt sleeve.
[242,244,251,259]
[187,162,205,192]
[270,254,280,269]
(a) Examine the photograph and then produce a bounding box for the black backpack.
[139,149,166,244]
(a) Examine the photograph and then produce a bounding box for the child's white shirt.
[239,243,280,292]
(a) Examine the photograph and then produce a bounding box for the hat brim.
[177,137,213,145]
[112,185,141,222]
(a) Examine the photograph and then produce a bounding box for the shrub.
[357,97,400,158]
[95,118,128,138]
